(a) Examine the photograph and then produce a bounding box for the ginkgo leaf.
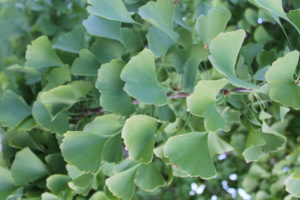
[187,79,228,132]
[89,191,111,200]
[83,115,122,136]
[41,193,62,200]
[146,26,175,57]
[68,173,94,196]
[39,81,92,118]
[60,131,108,173]
[285,169,300,197]
[122,115,158,163]
[106,164,140,200]
[265,51,300,110]
[0,90,31,128]
[139,0,179,40]
[243,123,286,162]
[83,15,123,44]
[135,163,166,192]
[32,101,69,134]
[25,36,64,69]
[196,8,231,44]
[71,49,100,76]
[164,132,216,179]
[0,167,18,200]
[11,148,49,185]
[96,59,135,115]
[87,0,135,23]
[46,174,70,194]
[287,9,300,31]
[208,133,233,156]
[208,30,259,89]
[53,26,85,54]
[120,49,168,105]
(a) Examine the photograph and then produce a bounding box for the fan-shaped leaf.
[121,49,167,105]
[60,131,108,173]
[71,49,100,76]
[11,148,49,185]
[209,30,259,89]
[0,167,17,200]
[165,132,216,179]
[265,51,300,109]
[25,36,63,69]
[122,115,158,163]
[87,0,135,23]
[0,90,31,128]
[106,165,140,200]
[187,79,228,132]
[96,59,134,115]
[139,0,179,40]
[196,8,231,44]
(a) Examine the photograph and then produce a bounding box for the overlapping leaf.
[0,90,31,128]
[120,49,168,105]
[87,0,135,23]
[139,0,179,40]
[25,36,64,69]
[209,30,259,89]
[122,115,158,163]
[196,8,231,44]
[96,59,134,115]
[187,79,228,132]
[165,132,216,179]
[265,51,300,109]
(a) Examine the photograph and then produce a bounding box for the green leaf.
[25,36,63,69]
[39,81,92,118]
[139,0,179,40]
[196,8,231,44]
[46,174,70,194]
[83,115,122,136]
[146,26,175,57]
[71,49,100,76]
[265,51,300,110]
[135,163,165,192]
[96,59,134,115]
[208,30,259,89]
[187,79,228,132]
[285,169,300,197]
[53,26,85,54]
[122,115,158,163]
[68,173,94,196]
[60,131,108,173]
[83,15,123,44]
[42,193,62,200]
[121,49,168,105]
[0,167,17,200]
[11,147,49,185]
[32,101,69,134]
[87,0,135,23]
[106,165,139,200]
[165,132,216,179]
[0,90,31,128]
[89,191,110,200]
[287,9,300,31]
[208,133,233,156]
[181,57,200,93]
[243,124,286,162]
[91,38,125,64]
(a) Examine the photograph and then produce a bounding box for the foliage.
[1,0,300,199]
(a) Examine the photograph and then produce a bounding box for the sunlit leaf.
[96,59,134,115]
[165,132,216,179]
[187,79,228,132]
[122,115,158,163]
[121,49,168,105]
[209,30,259,89]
